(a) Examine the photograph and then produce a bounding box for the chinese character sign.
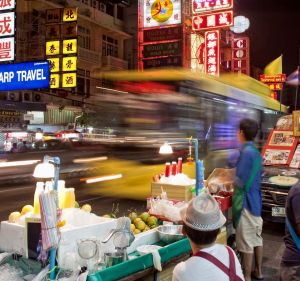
[48,58,60,72]
[192,0,232,14]
[143,0,181,28]
[192,11,233,31]
[46,41,60,56]
[63,39,77,54]
[62,56,77,72]
[0,0,15,11]
[205,30,219,76]
[0,12,15,37]
[62,72,76,88]
[0,37,14,61]
[63,8,77,22]
[50,73,60,88]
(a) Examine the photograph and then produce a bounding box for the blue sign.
[0,61,50,91]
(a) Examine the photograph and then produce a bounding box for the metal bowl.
[157,225,184,244]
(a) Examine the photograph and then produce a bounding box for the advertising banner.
[143,55,182,69]
[143,25,182,42]
[143,41,182,58]
[0,61,50,91]
[143,0,181,28]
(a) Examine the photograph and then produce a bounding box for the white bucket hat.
[180,192,226,231]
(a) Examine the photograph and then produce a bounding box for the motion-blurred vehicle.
[80,69,287,200]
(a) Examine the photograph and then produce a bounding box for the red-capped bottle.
[165,162,170,177]
[171,161,177,176]
[177,157,183,174]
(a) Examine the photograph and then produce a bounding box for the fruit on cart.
[74,201,80,208]
[133,229,141,235]
[140,212,150,222]
[144,225,150,232]
[21,205,34,215]
[129,211,138,222]
[8,211,21,223]
[81,204,92,213]
[103,214,111,218]
[133,217,142,225]
[57,219,66,228]
[130,224,135,231]
[147,216,158,227]
[135,220,146,231]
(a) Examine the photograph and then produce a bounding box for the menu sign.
[143,55,182,69]
[143,26,182,43]
[143,41,182,58]
[192,11,233,31]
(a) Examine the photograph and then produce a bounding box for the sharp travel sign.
[0,61,50,91]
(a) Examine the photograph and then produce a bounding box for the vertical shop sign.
[205,30,219,76]
[231,37,250,75]
[45,7,77,89]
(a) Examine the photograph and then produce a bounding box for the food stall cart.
[261,114,300,222]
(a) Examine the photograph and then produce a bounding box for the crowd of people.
[171,118,300,281]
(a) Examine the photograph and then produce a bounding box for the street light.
[159,137,204,196]
[33,155,61,281]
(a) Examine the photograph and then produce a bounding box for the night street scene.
[0,0,299,280]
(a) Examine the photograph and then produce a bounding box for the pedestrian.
[172,192,244,281]
[280,181,300,281]
[232,118,263,281]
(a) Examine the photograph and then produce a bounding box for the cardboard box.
[151,182,193,202]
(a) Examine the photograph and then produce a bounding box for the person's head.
[180,193,226,249]
[238,118,258,143]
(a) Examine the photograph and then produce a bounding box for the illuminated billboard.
[192,0,233,14]
[205,30,219,76]
[143,0,181,28]
[0,61,50,91]
[193,10,233,31]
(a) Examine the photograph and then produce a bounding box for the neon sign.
[193,10,233,31]
[205,30,219,76]
[192,0,233,14]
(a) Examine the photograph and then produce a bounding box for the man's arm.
[234,150,252,188]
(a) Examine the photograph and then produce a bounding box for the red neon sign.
[192,10,233,31]
[231,37,250,75]
[205,30,219,76]
[192,0,233,14]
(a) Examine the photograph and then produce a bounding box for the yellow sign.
[63,39,77,54]
[48,58,60,72]
[63,8,78,22]
[151,0,173,23]
[46,41,60,56]
[62,72,77,88]
[62,56,77,72]
[50,74,60,88]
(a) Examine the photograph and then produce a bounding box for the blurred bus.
[85,69,287,199]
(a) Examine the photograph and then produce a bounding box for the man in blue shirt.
[235,119,263,281]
